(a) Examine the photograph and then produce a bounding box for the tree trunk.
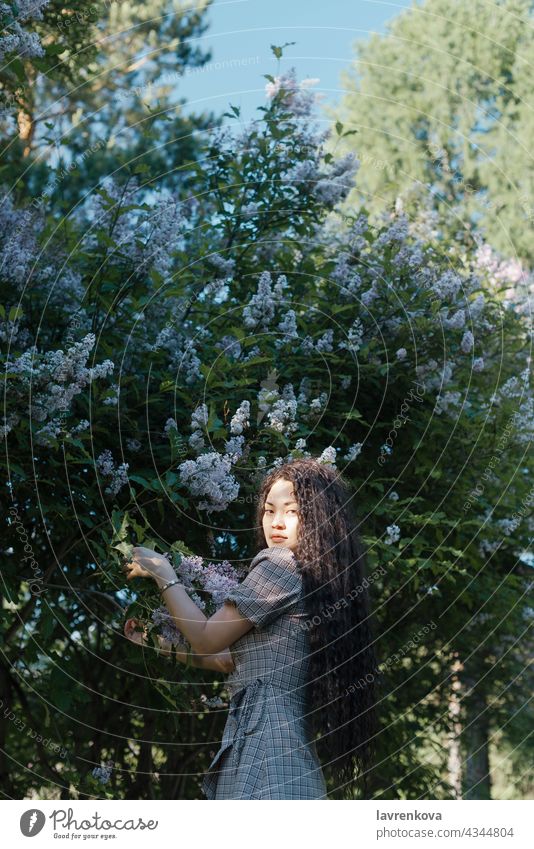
[461,671,492,799]
[447,658,463,798]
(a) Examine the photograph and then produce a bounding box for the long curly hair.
[253,457,380,799]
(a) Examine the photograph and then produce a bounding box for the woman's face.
[262,478,300,552]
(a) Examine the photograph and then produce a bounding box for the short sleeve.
[223,549,301,631]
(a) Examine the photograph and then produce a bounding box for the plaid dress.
[201,545,328,800]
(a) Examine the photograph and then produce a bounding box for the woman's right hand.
[124,617,149,647]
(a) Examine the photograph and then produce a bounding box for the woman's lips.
[272,535,287,540]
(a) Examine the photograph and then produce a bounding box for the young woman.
[124,456,379,799]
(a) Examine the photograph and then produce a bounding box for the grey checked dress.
[201,545,328,800]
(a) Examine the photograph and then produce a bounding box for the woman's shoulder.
[249,545,300,574]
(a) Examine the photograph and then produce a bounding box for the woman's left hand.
[123,546,174,583]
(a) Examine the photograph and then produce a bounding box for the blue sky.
[178,0,414,122]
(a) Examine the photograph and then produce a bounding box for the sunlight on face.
[262,478,300,552]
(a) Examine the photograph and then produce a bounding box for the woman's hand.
[124,617,149,647]
[123,546,175,584]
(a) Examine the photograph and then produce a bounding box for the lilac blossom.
[384,524,401,545]
[230,400,250,435]
[3,334,115,445]
[265,68,320,117]
[178,452,240,513]
[215,335,242,359]
[243,271,278,330]
[92,760,114,785]
[96,450,130,496]
[318,446,337,466]
[461,331,474,353]
[344,443,362,462]
[275,310,299,347]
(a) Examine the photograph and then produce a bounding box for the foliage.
[1,5,532,800]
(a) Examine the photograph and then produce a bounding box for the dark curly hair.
[253,457,380,799]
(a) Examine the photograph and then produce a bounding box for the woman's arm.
[124,547,255,655]
[156,634,235,674]
[124,618,235,674]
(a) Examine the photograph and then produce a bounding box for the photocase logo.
[20,809,46,836]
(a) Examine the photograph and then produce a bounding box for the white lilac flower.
[299,336,316,355]
[164,418,178,437]
[396,348,407,361]
[224,435,245,462]
[173,341,202,385]
[496,518,517,536]
[415,358,455,392]
[468,293,485,318]
[330,252,362,299]
[0,194,41,285]
[189,430,206,453]
[297,377,312,403]
[461,331,474,353]
[435,390,463,416]
[92,760,114,785]
[139,196,185,276]
[273,274,289,297]
[308,391,328,416]
[96,450,130,496]
[126,437,141,451]
[444,309,466,330]
[208,254,235,279]
[315,329,334,353]
[241,202,260,219]
[230,400,250,435]
[431,270,463,301]
[275,310,299,346]
[512,397,534,445]
[384,524,401,545]
[388,491,400,501]
[392,242,424,271]
[200,695,225,708]
[295,438,307,450]
[338,318,363,354]
[70,419,90,435]
[472,357,485,372]
[6,334,115,428]
[242,344,261,362]
[313,152,359,206]
[360,284,379,307]
[215,335,241,359]
[103,383,120,406]
[151,607,186,644]
[340,375,352,390]
[178,452,240,514]
[344,443,362,462]
[375,213,409,248]
[478,538,502,557]
[191,404,209,431]
[283,158,319,187]
[499,368,530,400]
[35,419,63,447]
[318,446,337,466]
[243,271,277,330]
[0,413,20,439]
[265,67,319,117]
[264,385,298,437]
